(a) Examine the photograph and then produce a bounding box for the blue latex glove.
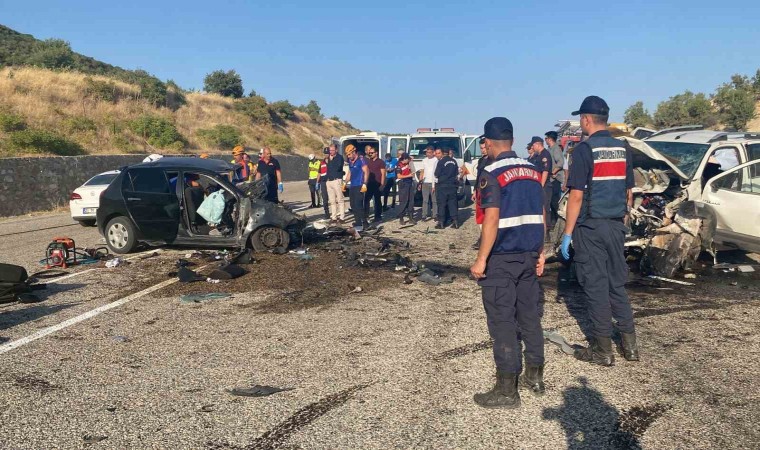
[278,182,284,193]
[560,234,572,260]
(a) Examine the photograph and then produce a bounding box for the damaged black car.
[96,157,306,254]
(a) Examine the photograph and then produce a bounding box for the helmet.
[199,153,209,159]
[308,153,315,160]
[345,144,356,154]
[232,145,245,156]
[143,153,163,163]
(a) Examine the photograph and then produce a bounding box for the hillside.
[0,25,358,157]
[747,101,760,131]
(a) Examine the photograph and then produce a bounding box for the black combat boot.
[519,365,545,396]
[473,371,520,409]
[574,336,615,366]
[399,217,406,226]
[621,332,640,361]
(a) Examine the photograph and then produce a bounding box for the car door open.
[123,168,180,242]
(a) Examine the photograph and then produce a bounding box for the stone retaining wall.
[0,153,309,217]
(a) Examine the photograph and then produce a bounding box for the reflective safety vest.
[319,159,328,177]
[308,160,321,180]
[231,159,255,182]
[583,134,628,220]
[482,156,545,254]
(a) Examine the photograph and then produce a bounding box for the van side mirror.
[463,150,472,163]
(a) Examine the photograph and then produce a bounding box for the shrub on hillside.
[264,134,293,153]
[83,77,121,103]
[63,116,97,134]
[129,115,184,149]
[138,77,168,108]
[300,136,324,151]
[0,112,27,132]
[270,100,296,121]
[298,100,322,122]
[235,96,272,125]
[7,129,85,155]
[26,39,74,69]
[204,70,244,98]
[165,80,186,111]
[653,91,717,129]
[196,125,242,149]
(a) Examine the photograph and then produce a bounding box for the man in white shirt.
[418,145,439,221]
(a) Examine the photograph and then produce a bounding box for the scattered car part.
[226,385,294,397]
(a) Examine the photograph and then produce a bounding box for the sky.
[3,0,760,155]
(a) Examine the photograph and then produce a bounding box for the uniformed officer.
[434,146,460,229]
[470,117,547,409]
[561,95,639,366]
[527,136,553,239]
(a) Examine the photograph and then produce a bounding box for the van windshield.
[645,141,710,178]
[409,137,461,158]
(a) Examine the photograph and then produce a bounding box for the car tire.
[105,217,138,254]
[78,219,96,227]
[250,226,290,252]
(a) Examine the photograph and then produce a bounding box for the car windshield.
[85,173,119,186]
[645,141,710,178]
[408,137,461,158]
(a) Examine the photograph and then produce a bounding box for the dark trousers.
[265,185,279,203]
[572,218,635,338]
[549,180,562,229]
[308,179,319,206]
[436,184,458,225]
[480,252,544,373]
[320,180,330,216]
[383,178,397,207]
[543,184,553,231]
[397,180,415,219]
[363,182,382,221]
[349,186,366,228]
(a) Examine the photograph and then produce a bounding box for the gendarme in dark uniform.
[470,117,546,409]
[434,148,460,228]
[562,95,639,366]
[527,136,553,236]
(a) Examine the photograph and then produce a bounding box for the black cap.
[544,131,558,140]
[529,136,543,145]
[571,95,610,116]
[480,117,514,140]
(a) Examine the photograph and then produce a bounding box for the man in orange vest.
[231,145,255,182]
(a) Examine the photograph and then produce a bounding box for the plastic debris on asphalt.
[226,385,294,397]
[647,275,695,286]
[180,293,230,303]
[105,257,124,268]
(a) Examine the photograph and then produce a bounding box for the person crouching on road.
[470,117,547,409]
[395,153,416,226]
[363,145,386,225]
[560,95,639,366]
[307,153,321,208]
[343,145,369,231]
[434,146,460,229]
[318,148,330,218]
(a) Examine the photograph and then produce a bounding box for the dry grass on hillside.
[747,101,760,131]
[0,67,356,157]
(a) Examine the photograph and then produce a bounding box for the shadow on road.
[0,287,83,331]
[543,376,640,449]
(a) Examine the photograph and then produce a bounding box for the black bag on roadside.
[0,263,31,304]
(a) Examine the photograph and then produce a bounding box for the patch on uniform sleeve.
[479,177,488,189]
[542,157,547,163]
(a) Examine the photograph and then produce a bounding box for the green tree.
[138,77,168,108]
[752,69,760,96]
[204,70,244,98]
[235,95,272,124]
[269,100,296,121]
[300,100,322,122]
[26,39,74,69]
[129,115,184,149]
[623,101,652,128]
[263,134,292,152]
[653,91,717,129]
[713,83,757,131]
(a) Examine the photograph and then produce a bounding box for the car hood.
[620,137,690,181]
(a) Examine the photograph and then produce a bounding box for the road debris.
[226,385,294,397]
[180,293,230,303]
[543,329,575,355]
[647,275,695,286]
[105,257,125,268]
[684,273,697,279]
[738,265,755,273]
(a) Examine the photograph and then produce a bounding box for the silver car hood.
[620,137,690,181]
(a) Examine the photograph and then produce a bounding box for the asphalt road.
[0,182,759,449]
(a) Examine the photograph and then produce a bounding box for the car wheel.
[250,226,290,252]
[105,217,137,254]
[78,219,96,227]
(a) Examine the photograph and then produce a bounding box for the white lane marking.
[0,263,210,356]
